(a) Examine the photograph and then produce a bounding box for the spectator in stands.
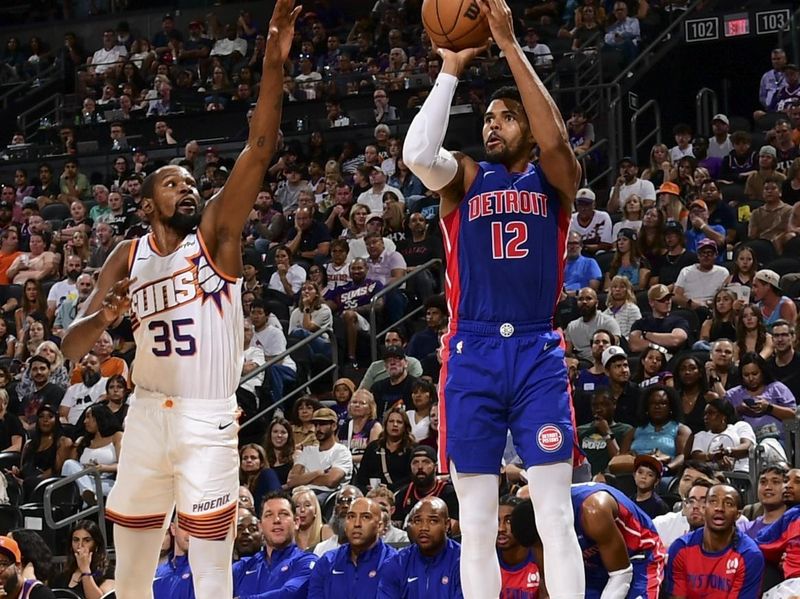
[86,222,116,272]
[653,478,711,550]
[146,81,181,117]
[52,520,115,596]
[58,158,90,203]
[210,23,247,72]
[666,485,764,598]
[641,143,672,189]
[293,485,329,551]
[53,273,93,336]
[12,279,44,336]
[291,397,322,451]
[563,230,602,294]
[656,181,687,228]
[265,417,295,487]
[98,375,129,430]
[749,180,794,252]
[773,118,800,174]
[697,290,738,349]
[309,497,396,597]
[566,107,593,158]
[754,269,797,328]
[684,198,726,256]
[673,238,728,316]
[275,165,312,214]
[360,330,423,391]
[358,166,403,216]
[634,345,673,389]
[7,528,54,585]
[571,4,604,51]
[741,466,789,543]
[15,317,51,364]
[371,344,417,413]
[603,228,650,291]
[0,322,15,359]
[611,194,644,239]
[690,398,755,475]
[0,535,53,597]
[603,1,640,63]
[705,113,733,159]
[239,444,280,516]
[288,280,333,359]
[571,187,613,255]
[58,353,106,426]
[356,406,414,494]
[692,138,722,183]
[737,303,773,361]
[179,21,212,77]
[267,245,306,300]
[769,320,800,400]
[720,130,758,183]
[578,388,632,476]
[759,48,787,111]
[607,157,656,214]
[249,300,297,403]
[0,388,22,453]
[85,28,127,82]
[152,519,194,599]
[0,229,21,286]
[630,454,669,519]
[629,284,691,355]
[601,346,640,426]
[233,491,317,598]
[698,181,737,248]
[70,330,128,384]
[340,389,382,466]
[565,288,621,361]
[603,275,642,338]
[573,329,613,412]
[405,379,435,444]
[373,88,399,124]
[286,207,331,267]
[745,146,786,200]
[406,295,447,361]
[15,404,69,498]
[150,120,177,147]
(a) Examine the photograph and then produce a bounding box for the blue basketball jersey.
[441,161,568,325]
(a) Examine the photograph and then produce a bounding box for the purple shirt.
[725,382,796,440]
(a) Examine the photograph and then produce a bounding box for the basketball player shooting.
[60,1,300,597]
[403,0,588,597]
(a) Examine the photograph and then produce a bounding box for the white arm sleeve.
[600,564,633,599]
[402,73,460,191]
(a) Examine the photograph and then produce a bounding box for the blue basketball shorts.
[438,319,578,475]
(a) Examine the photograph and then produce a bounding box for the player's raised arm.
[201,0,301,243]
[402,44,485,216]
[477,0,581,208]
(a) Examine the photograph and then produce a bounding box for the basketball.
[421,0,491,52]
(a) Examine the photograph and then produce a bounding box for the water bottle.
[296,118,305,132]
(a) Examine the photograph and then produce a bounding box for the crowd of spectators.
[0,0,799,596]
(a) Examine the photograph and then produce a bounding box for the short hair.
[330,238,349,253]
[249,299,267,314]
[673,123,692,135]
[730,130,751,145]
[489,86,523,105]
[365,484,394,504]
[761,464,789,478]
[364,231,383,241]
[772,319,793,332]
[384,328,406,343]
[681,459,716,480]
[688,478,713,493]
[592,328,615,343]
[261,491,296,516]
[499,494,524,509]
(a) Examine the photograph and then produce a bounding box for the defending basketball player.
[403,0,586,597]
[60,1,300,597]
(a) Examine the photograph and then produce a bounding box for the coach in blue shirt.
[154,522,195,599]
[308,497,397,599]
[233,492,317,599]
[378,497,463,599]
[564,231,602,294]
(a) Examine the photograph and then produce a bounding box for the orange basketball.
[421,0,491,52]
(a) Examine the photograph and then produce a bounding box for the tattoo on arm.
[256,136,265,148]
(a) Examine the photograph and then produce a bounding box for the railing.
[16,94,64,138]
[239,323,338,432]
[630,99,661,163]
[576,137,612,190]
[43,466,108,543]
[368,259,443,362]
[695,87,718,138]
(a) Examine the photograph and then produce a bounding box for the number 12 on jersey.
[491,221,529,259]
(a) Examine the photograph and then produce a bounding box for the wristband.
[81,572,93,577]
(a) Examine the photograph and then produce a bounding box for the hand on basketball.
[101,277,135,324]
[265,0,302,64]
[434,42,489,77]
[476,0,517,49]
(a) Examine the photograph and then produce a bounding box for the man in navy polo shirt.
[378,497,463,598]
[308,497,397,598]
[232,491,317,599]
[153,520,194,599]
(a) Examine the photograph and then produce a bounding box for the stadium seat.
[0,505,21,535]
[741,239,777,266]
[594,252,614,276]
[41,203,70,221]
[0,451,20,472]
[764,257,800,278]
[728,116,751,133]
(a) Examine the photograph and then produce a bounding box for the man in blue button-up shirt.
[154,522,195,599]
[233,492,317,599]
[308,497,397,598]
[378,497,463,599]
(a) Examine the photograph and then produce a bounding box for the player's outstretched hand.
[434,42,489,78]
[265,0,303,64]
[477,0,517,50]
[101,277,135,324]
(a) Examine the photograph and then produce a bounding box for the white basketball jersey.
[128,231,244,398]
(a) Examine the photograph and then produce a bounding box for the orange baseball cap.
[0,537,21,563]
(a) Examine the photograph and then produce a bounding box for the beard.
[166,210,201,235]
[330,513,347,539]
[83,369,102,388]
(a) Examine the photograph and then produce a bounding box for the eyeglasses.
[0,561,13,570]
[337,495,355,505]
[684,497,706,506]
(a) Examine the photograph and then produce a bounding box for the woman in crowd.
[405,379,436,442]
[106,156,130,191]
[341,203,370,240]
[16,340,70,398]
[642,143,672,188]
[671,156,698,198]
[382,193,407,246]
[571,4,604,50]
[356,406,414,492]
[263,417,295,487]
[419,402,439,450]
[239,443,280,514]
[637,206,666,266]
[697,288,739,349]
[288,280,333,359]
[693,167,711,190]
[736,304,773,360]
[674,354,709,434]
[0,318,16,358]
[14,317,49,363]
[633,346,674,388]
[98,374,130,429]
[51,520,115,598]
[726,352,797,451]
[16,404,71,502]
[725,245,757,289]
[61,404,121,506]
[292,486,329,551]
[0,389,23,453]
[621,385,690,478]
[307,264,328,292]
[268,245,307,301]
[340,389,382,466]
[611,194,643,238]
[66,230,92,267]
[690,399,755,473]
[602,275,642,339]
[8,528,53,583]
[381,138,402,178]
[603,228,650,291]
[14,279,46,338]
[291,396,323,450]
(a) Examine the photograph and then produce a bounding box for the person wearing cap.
[357,166,404,216]
[630,453,669,519]
[748,176,793,245]
[288,407,353,503]
[651,218,696,288]
[570,187,613,255]
[565,288,621,362]
[744,145,786,200]
[655,181,687,228]
[179,20,212,76]
[629,285,691,355]
[754,269,798,328]
[378,497,464,599]
[600,345,640,426]
[774,63,800,113]
[345,213,398,263]
[0,535,55,598]
[685,198,726,257]
[673,238,729,316]
[706,113,732,159]
[607,156,656,214]
[393,444,459,529]
[370,345,417,416]
[359,330,423,391]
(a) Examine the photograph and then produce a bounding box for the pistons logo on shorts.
[537,424,564,453]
